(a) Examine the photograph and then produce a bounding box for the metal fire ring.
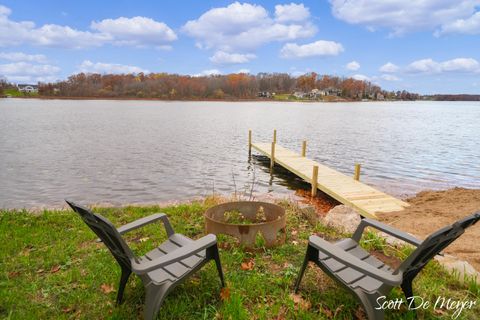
[205,201,286,248]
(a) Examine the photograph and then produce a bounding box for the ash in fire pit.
[205,201,286,248]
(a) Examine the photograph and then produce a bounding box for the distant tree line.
[35,72,420,101]
[0,78,8,95]
[427,94,480,101]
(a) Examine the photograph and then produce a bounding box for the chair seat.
[317,238,392,293]
[139,234,207,284]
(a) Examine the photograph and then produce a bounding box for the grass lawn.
[3,89,38,97]
[0,199,478,319]
[273,94,296,101]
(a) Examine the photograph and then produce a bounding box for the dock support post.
[248,130,252,155]
[273,129,277,144]
[301,140,307,157]
[311,165,318,197]
[354,164,361,181]
[270,142,275,171]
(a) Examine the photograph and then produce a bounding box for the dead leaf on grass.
[8,271,20,278]
[434,309,447,316]
[321,306,334,317]
[50,265,61,273]
[100,283,115,294]
[139,237,150,243]
[220,287,230,301]
[62,306,74,313]
[334,304,344,317]
[241,259,255,271]
[289,293,311,310]
[354,306,367,319]
[36,269,45,274]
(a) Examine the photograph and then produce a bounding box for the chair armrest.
[131,234,217,274]
[352,218,422,247]
[309,236,403,286]
[117,213,174,236]
[96,213,175,242]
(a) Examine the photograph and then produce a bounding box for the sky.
[1,0,480,94]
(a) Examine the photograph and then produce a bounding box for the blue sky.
[1,0,480,94]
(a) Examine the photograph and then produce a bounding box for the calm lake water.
[0,98,479,209]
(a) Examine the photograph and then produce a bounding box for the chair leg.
[401,278,416,311]
[208,244,225,287]
[294,245,316,293]
[116,267,131,305]
[144,284,168,320]
[357,291,385,320]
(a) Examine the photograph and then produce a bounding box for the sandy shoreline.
[378,188,480,271]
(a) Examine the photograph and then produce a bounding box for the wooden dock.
[249,131,409,218]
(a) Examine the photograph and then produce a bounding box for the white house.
[325,87,341,96]
[17,84,38,93]
[293,91,305,99]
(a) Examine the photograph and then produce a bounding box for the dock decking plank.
[251,142,408,218]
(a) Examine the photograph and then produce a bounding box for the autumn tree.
[37,71,417,101]
[296,72,317,91]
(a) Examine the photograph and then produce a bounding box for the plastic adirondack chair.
[294,212,480,320]
[66,200,225,320]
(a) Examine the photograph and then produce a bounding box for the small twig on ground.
[212,179,215,200]
[231,169,237,200]
[249,161,257,201]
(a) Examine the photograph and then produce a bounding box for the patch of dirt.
[370,250,402,269]
[378,188,480,271]
[295,189,340,215]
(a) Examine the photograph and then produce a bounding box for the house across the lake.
[293,91,306,99]
[17,84,38,93]
[257,91,274,98]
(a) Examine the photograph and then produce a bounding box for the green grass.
[0,199,478,319]
[273,94,295,101]
[3,88,38,97]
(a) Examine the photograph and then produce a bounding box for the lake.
[0,98,479,209]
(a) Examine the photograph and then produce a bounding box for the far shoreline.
[6,95,480,102]
[4,95,355,103]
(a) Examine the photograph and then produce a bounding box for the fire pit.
[205,201,286,248]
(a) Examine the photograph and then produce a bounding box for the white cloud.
[182,2,317,52]
[274,3,310,22]
[381,74,401,81]
[32,24,110,49]
[0,61,60,82]
[237,68,250,74]
[407,59,441,73]
[210,51,256,64]
[192,69,222,77]
[0,52,47,63]
[91,16,177,47]
[346,60,360,71]
[441,58,480,72]
[78,60,149,74]
[0,5,176,48]
[379,62,399,73]
[352,74,370,81]
[329,0,480,36]
[0,5,11,15]
[280,40,344,59]
[436,11,480,35]
[407,57,480,73]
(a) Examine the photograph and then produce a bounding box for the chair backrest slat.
[66,200,134,270]
[399,212,480,278]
